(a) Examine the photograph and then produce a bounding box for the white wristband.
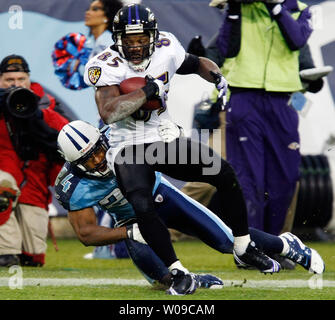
[228,14,240,20]
[272,4,282,16]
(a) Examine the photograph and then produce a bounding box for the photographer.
[214,0,312,237]
[0,55,69,267]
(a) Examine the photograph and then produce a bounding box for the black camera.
[0,86,38,118]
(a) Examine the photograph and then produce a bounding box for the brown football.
[119,77,162,111]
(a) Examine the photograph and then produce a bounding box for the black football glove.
[305,78,324,93]
[143,75,165,99]
[142,75,167,107]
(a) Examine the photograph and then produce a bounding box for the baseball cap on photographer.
[0,54,30,74]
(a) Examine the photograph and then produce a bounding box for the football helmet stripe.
[128,6,132,24]
[65,132,82,151]
[68,124,90,143]
[135,4,140,22]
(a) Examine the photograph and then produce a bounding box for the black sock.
[248,227,284,254]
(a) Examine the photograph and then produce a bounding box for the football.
[119,77,162,111]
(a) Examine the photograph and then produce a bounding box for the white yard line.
[0,277,333,289]
[0,277,149,287]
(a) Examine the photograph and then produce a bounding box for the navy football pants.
[115,137,249,269]
[124,178,283,284]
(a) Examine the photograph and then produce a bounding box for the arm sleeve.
[205,32,225,67]
[216,10,241,58]
[176,53,200,75]
[299,44,315,70]
[274,7,313,50]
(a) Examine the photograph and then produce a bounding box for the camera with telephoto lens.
[0,86,38,119]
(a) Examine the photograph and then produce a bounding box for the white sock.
[280,237,290,256]
[233,234,251,256]
[168,260,189,274]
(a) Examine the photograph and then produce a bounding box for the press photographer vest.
[224,2,307,92]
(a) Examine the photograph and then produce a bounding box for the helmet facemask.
[112,4,159,72]
[58,120,113,178]
[74,136,111,178]
[115,30,156,72]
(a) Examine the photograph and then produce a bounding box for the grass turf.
[0,238,334,300]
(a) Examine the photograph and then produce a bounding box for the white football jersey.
[84,31,186,170]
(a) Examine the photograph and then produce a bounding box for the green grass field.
[0,238,334,300]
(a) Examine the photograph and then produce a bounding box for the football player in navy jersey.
[55,120,325,295]
[84,4,282,294]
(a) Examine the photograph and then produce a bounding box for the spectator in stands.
[85,0,123,59]
[0,54,69,267]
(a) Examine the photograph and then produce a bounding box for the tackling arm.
[68,207,127,246]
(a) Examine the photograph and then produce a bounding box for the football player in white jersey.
[55,120,325,295]
[84,3,280,295]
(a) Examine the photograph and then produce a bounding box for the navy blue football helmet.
[112,4,159,69]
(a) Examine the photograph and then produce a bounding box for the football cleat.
[233,241,281,274]
[234,257,256,270]
[193,274,223,289]
[166,269,198,295]
[279,232,325,274]
[270,254,296,270]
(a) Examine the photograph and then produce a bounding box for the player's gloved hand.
[158,119,182,143]
[143,75,165,99]
[210,71,228,110]
[126,223,147,244]
[143,75,167,107]
[0,187,17,212]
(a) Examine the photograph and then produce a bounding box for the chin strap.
[128,58,151,72]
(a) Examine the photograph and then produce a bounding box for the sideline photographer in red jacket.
[0,55,69,267]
